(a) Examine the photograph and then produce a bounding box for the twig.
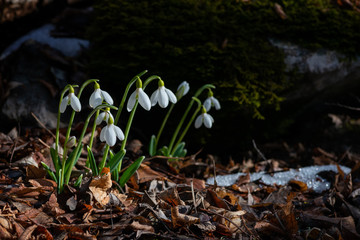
[326,102,360,111]
[37,138,51,149]
[252,139,267,161]
[190,179,197,213]
[31,112,56,139]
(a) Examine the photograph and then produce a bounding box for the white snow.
[206,165,351,193]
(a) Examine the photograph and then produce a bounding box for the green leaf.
[64,144,83,176]
[74,174,83,187]
[119,156,145,187]
[158,146,169,156]
[172,142,185,157]
[87,146,99,176]
[106,149,126,173]
[50,148,60,173]
[149,135,156,156]
[41,162,57,184]
[179,149,187,158]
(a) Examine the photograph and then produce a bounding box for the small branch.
[31,112,56,139]
[252,139,267,161]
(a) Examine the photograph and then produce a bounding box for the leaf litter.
[1,127,360,239]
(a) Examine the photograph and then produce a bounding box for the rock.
[0,39,87,129]
[270,39,360,102]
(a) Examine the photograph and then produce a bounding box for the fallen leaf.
[89,167,112,206]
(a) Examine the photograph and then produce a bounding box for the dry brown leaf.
[89,167,112,206]
[185,178,205,190]
[137,164,167,183]
[0,224,12,239]
[288,180,308,192]
[171,206,199,228]
[254,221,286,236]
[26,164,47,180]
[206,189,230,210]
[158,187,182,206]
[130,221,154,233]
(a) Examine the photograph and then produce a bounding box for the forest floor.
[0,126,360,240]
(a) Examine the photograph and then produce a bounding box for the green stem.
[117,74,160,173]
[155,103,175,150]
[98,144,110,173]
[63,104,117,188]
[168,84,215,153]
[65,79,99,143]
[171,97,202,156]
[55,85,72,154]
[86,109,99,168]
[114,70,148,125]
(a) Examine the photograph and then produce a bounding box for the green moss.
[87,0,360,120]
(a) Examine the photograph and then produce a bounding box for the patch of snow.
[206,165,351,193]
[0,23,89,60]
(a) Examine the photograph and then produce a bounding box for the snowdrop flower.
[176,81,190,100]
[66,136,77,148]
[89,82,113,108]
[95,107,114,125]
[150,79,177,108]
[204,89,220,111]
[195,106,214,129]
[127,78,151,111]
[60,86,81,113]
[100,116,124,147]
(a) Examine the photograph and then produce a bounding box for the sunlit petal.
[165,88,177,104]
[150,89,159,106]
[101,90,113,105]
[105,124,116,146]
[203,113,213,128]
[60,95,69,113]
[159,87,169,108]
[114,126,125,140]
[127,91,137,112]
[208,114,215,123]
[89,89,102,108]
[70,93,81,112]
[204,98,211,111]
[138,88,151,111]
[96,112,105,125]
[100,125,107,142]
[212,97,221,110]
[194,115,203,129]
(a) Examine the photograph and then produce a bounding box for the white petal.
[204,98,211,111]
[165,88,177,104]
[183,82,190,96]
[89,89,102,108]
[101,90,114,105]
[194,115,203,129]
[60,95,69,113]
[127,91,137,112]
[212,97,221,110]
[138,88,151,111]
[208,114,214,123]
[96,112,105,125]
[150,89,159,106]
[100,126,107,142]
[114,126,125,140]
[107,112,114,122]
[105,124,116,146]
[203,113,213,128]
[70,93,81,112]
[159,87,169,108]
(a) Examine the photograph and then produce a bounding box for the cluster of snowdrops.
[41,70,221,193]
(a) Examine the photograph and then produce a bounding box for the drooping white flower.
[150,79,177,108]
[89,82,114,108]
[60,86,81,113]
[203,89,220,111]
[127,78,151,111]
[195,106,214,129]
[95,107,114,125]
[99,116,124,147]
[176,81,190,100]
[66,136,77,148]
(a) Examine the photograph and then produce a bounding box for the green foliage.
[87,0,360,118]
